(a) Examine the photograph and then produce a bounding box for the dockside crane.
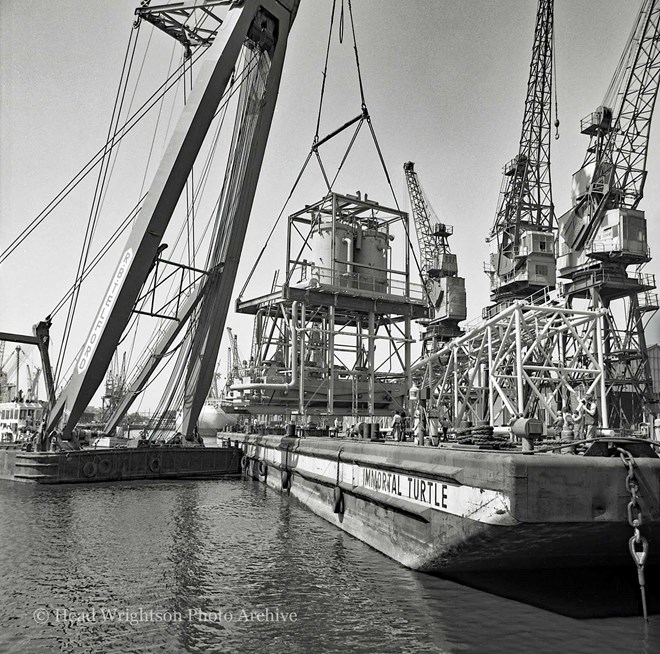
[226,327,245,382]
[26,366,41,402]
[403,162,466,354]
[486,0,556,309]
[557,0,660,426]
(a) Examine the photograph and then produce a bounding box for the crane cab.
[587,208,649,264]
[489,229,556,298]
[558,208,650,275]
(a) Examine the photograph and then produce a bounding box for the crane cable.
[0,38,209,268]
[552,25,560,139]
[239,0,428,300]
[54,22,142,384]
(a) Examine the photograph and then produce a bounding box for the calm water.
[1,477,660,654]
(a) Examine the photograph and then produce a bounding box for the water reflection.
[1,478,659,654]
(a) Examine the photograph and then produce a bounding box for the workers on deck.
[392,411,403,442]
[581,393,598,439]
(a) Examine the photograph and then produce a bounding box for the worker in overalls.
[581,393,598,439]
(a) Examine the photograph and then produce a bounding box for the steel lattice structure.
[403,162,451,285]
[413,301,608,429]
[488,0,555,302]
[557,0,660,427]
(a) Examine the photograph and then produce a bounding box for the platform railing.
[295,265,425,302]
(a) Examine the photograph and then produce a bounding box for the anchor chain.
[618,448,649,621]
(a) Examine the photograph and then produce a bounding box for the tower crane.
[226,328,246,382]
[487,0,556,307]
[557,0,660,426]
[102,352,127,421]
[403,162,466,354]
[26,366,41,402]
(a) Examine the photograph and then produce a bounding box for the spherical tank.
[353,228,388,292]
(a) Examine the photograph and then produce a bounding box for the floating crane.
[31,0,301,449]
[557,0,660,426]
[486,0,556,308]
[403,162,466,354]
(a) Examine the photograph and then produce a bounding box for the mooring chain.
[618,448,649,621]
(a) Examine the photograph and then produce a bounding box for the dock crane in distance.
[226,327,246,383]
[486,0,556,313]
[557,0,660,427]
[403,162,466,356]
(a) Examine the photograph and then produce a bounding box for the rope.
[347,0,366,109]
[552,25,560,140]
[0,42,208,267]
[238,151,313,299]
[55,23,142,383]
[314,0,337,144]
[152,48,272,431]
[49,194,146,318]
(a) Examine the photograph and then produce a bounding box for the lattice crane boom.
[226,327,244,379]
[561,0,660,259]
[557,0,660,428]
[403,162,465,353]
[403,162,452,289]
[488,0,555,302]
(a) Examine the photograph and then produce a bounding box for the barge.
[0,444,241,484]
[234,433,660,572]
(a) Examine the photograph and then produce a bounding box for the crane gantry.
[558,0,660,426]
[487,0,556,308]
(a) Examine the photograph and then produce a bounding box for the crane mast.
[558,0,660,427]
[226,328,244,381]
[38,0,300,447]
[487,0,555,306]
[403,162,466,354]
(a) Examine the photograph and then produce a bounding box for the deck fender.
[82,460,97,479]
[333,486,344,514]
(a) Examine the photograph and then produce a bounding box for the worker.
[581,393,598,439]
[392,411,403,442]
[440,416,450,441]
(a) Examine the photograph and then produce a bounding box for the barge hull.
[0,446,241,484]
[234,433,660,572]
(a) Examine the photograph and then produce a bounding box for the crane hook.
[554,118,560,140]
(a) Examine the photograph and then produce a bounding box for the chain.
[618,448,649,621]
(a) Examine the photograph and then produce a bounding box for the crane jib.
[77,249,133,375]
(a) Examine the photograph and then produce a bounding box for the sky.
[1,0,659,410]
